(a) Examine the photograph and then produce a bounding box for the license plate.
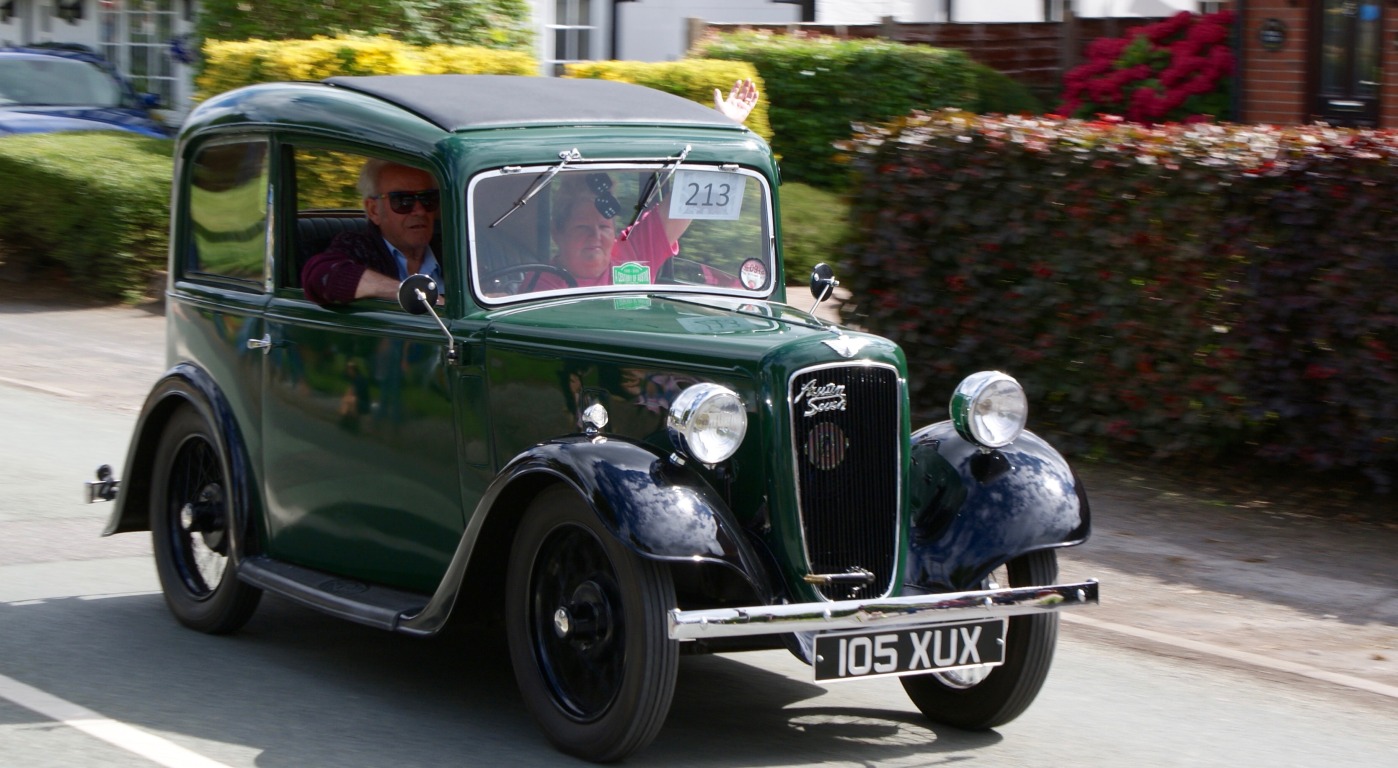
[813,619,1007,682]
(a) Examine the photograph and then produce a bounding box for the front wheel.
[150,405,261,634]
[900,549,1060,729]
[506,486,678,762]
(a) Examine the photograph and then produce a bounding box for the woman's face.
[553,202,615,280]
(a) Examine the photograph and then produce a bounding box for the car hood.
[479,293,899,370]
[0,107,167,137]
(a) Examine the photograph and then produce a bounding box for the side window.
[295,147,367,210]
[187,140,269,283]
[288,147,374,291]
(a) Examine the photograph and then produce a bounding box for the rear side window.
[186,140,270,283]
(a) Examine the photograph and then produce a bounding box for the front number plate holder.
[813,618,1007,682]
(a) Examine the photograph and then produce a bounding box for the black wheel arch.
[399,435,774,636]
[102,363,259,569]
[904,422,1091,593]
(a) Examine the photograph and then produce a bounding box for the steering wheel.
[480,263,578,295]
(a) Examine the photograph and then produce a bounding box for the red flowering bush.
[1058,11,1235,124]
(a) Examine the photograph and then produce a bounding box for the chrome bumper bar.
[668,580,1098,641]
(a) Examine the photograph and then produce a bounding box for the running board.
[238,556,430,632]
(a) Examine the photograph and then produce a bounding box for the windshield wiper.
[625,144,690,233]
[491,147,581,228]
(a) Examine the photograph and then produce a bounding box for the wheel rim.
[165,434,230,599]
[931,566,1005,689]
[528,522,623,721]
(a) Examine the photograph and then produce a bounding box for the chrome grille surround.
[788,361,902,601]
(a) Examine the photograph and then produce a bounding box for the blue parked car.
[0,44,168,137]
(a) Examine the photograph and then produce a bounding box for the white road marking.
[0,672,235,768]
[1065,613,1398,699]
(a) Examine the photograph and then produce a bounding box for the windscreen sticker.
[669,169,746,220]
[611,261,652,285]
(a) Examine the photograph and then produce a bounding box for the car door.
[168,136,274,477]
[258,145,467,594]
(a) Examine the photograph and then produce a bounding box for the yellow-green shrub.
[563,60,772,143]
[197,35,536,98]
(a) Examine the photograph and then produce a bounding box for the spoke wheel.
[506,486,677,762]
[151,405,261,634]
[900,549,1059,730]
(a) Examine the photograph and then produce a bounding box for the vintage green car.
[90,75,1097,762]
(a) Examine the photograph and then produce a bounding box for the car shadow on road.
[2,591,1002,766]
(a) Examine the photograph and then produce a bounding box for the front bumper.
[668,580,1098,640]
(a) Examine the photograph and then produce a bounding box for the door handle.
[246,334,273,353]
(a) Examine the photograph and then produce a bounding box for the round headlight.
[668,383,747,464]
[950,371,1028,449]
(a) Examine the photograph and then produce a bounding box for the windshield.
[470,163,775,304]
[0,55,125,108]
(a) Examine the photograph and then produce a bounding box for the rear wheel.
[900,549,1059,729]
[150,405,261,634]
[506,486,677,762]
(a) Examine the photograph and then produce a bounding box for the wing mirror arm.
[397,275,457,363]
[808,262,839,324]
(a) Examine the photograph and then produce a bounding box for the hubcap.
[531,524,623,720]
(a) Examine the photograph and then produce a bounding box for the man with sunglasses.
[302,160,443,306]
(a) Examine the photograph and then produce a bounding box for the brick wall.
[1237,1,1309,124]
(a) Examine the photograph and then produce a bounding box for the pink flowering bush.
[1058,11,1235,124]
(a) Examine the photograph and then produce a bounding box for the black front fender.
[500,437,767,579]
[904,423,1090,592]
[398,436,772,637]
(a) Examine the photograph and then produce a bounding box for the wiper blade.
[625,144,690,233]
[491,148,581,228]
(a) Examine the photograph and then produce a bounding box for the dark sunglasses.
[373,189,440,214]
[587,173,620,219]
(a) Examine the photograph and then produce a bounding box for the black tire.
[150,405,261,634]
[900,549,1060,730]
[506,486,678,762]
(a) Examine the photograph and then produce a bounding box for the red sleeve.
[301,235,371,306]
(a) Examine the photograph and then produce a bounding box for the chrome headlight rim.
[950,371,1028,449]
[667,383,747,465]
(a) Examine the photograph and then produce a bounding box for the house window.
[547,0,597,75]
[99,0,178,105]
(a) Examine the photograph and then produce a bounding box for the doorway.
[1311,1,1384,125]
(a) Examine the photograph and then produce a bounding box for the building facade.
[1235,1,1394,127]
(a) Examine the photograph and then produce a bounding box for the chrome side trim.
[668,580,1099,640]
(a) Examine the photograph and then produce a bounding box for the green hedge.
[841,113,1398,486]
[196,0,533,51]
[198,35,537,98]
[693,31,1042,189]
[562,59,774,143]
[0,133,172,301]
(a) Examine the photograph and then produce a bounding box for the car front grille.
[788,362,901,601]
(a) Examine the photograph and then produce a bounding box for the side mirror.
[809,262,837,303]
[398,275,456,363]
[398,274,438,315]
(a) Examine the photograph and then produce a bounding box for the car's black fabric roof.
[323,75,741,132]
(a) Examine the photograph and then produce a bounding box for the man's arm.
[301,231,399,306]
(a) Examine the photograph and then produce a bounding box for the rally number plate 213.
[813,618,1007,682]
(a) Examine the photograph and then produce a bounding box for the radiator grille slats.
[789,364,900,600]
